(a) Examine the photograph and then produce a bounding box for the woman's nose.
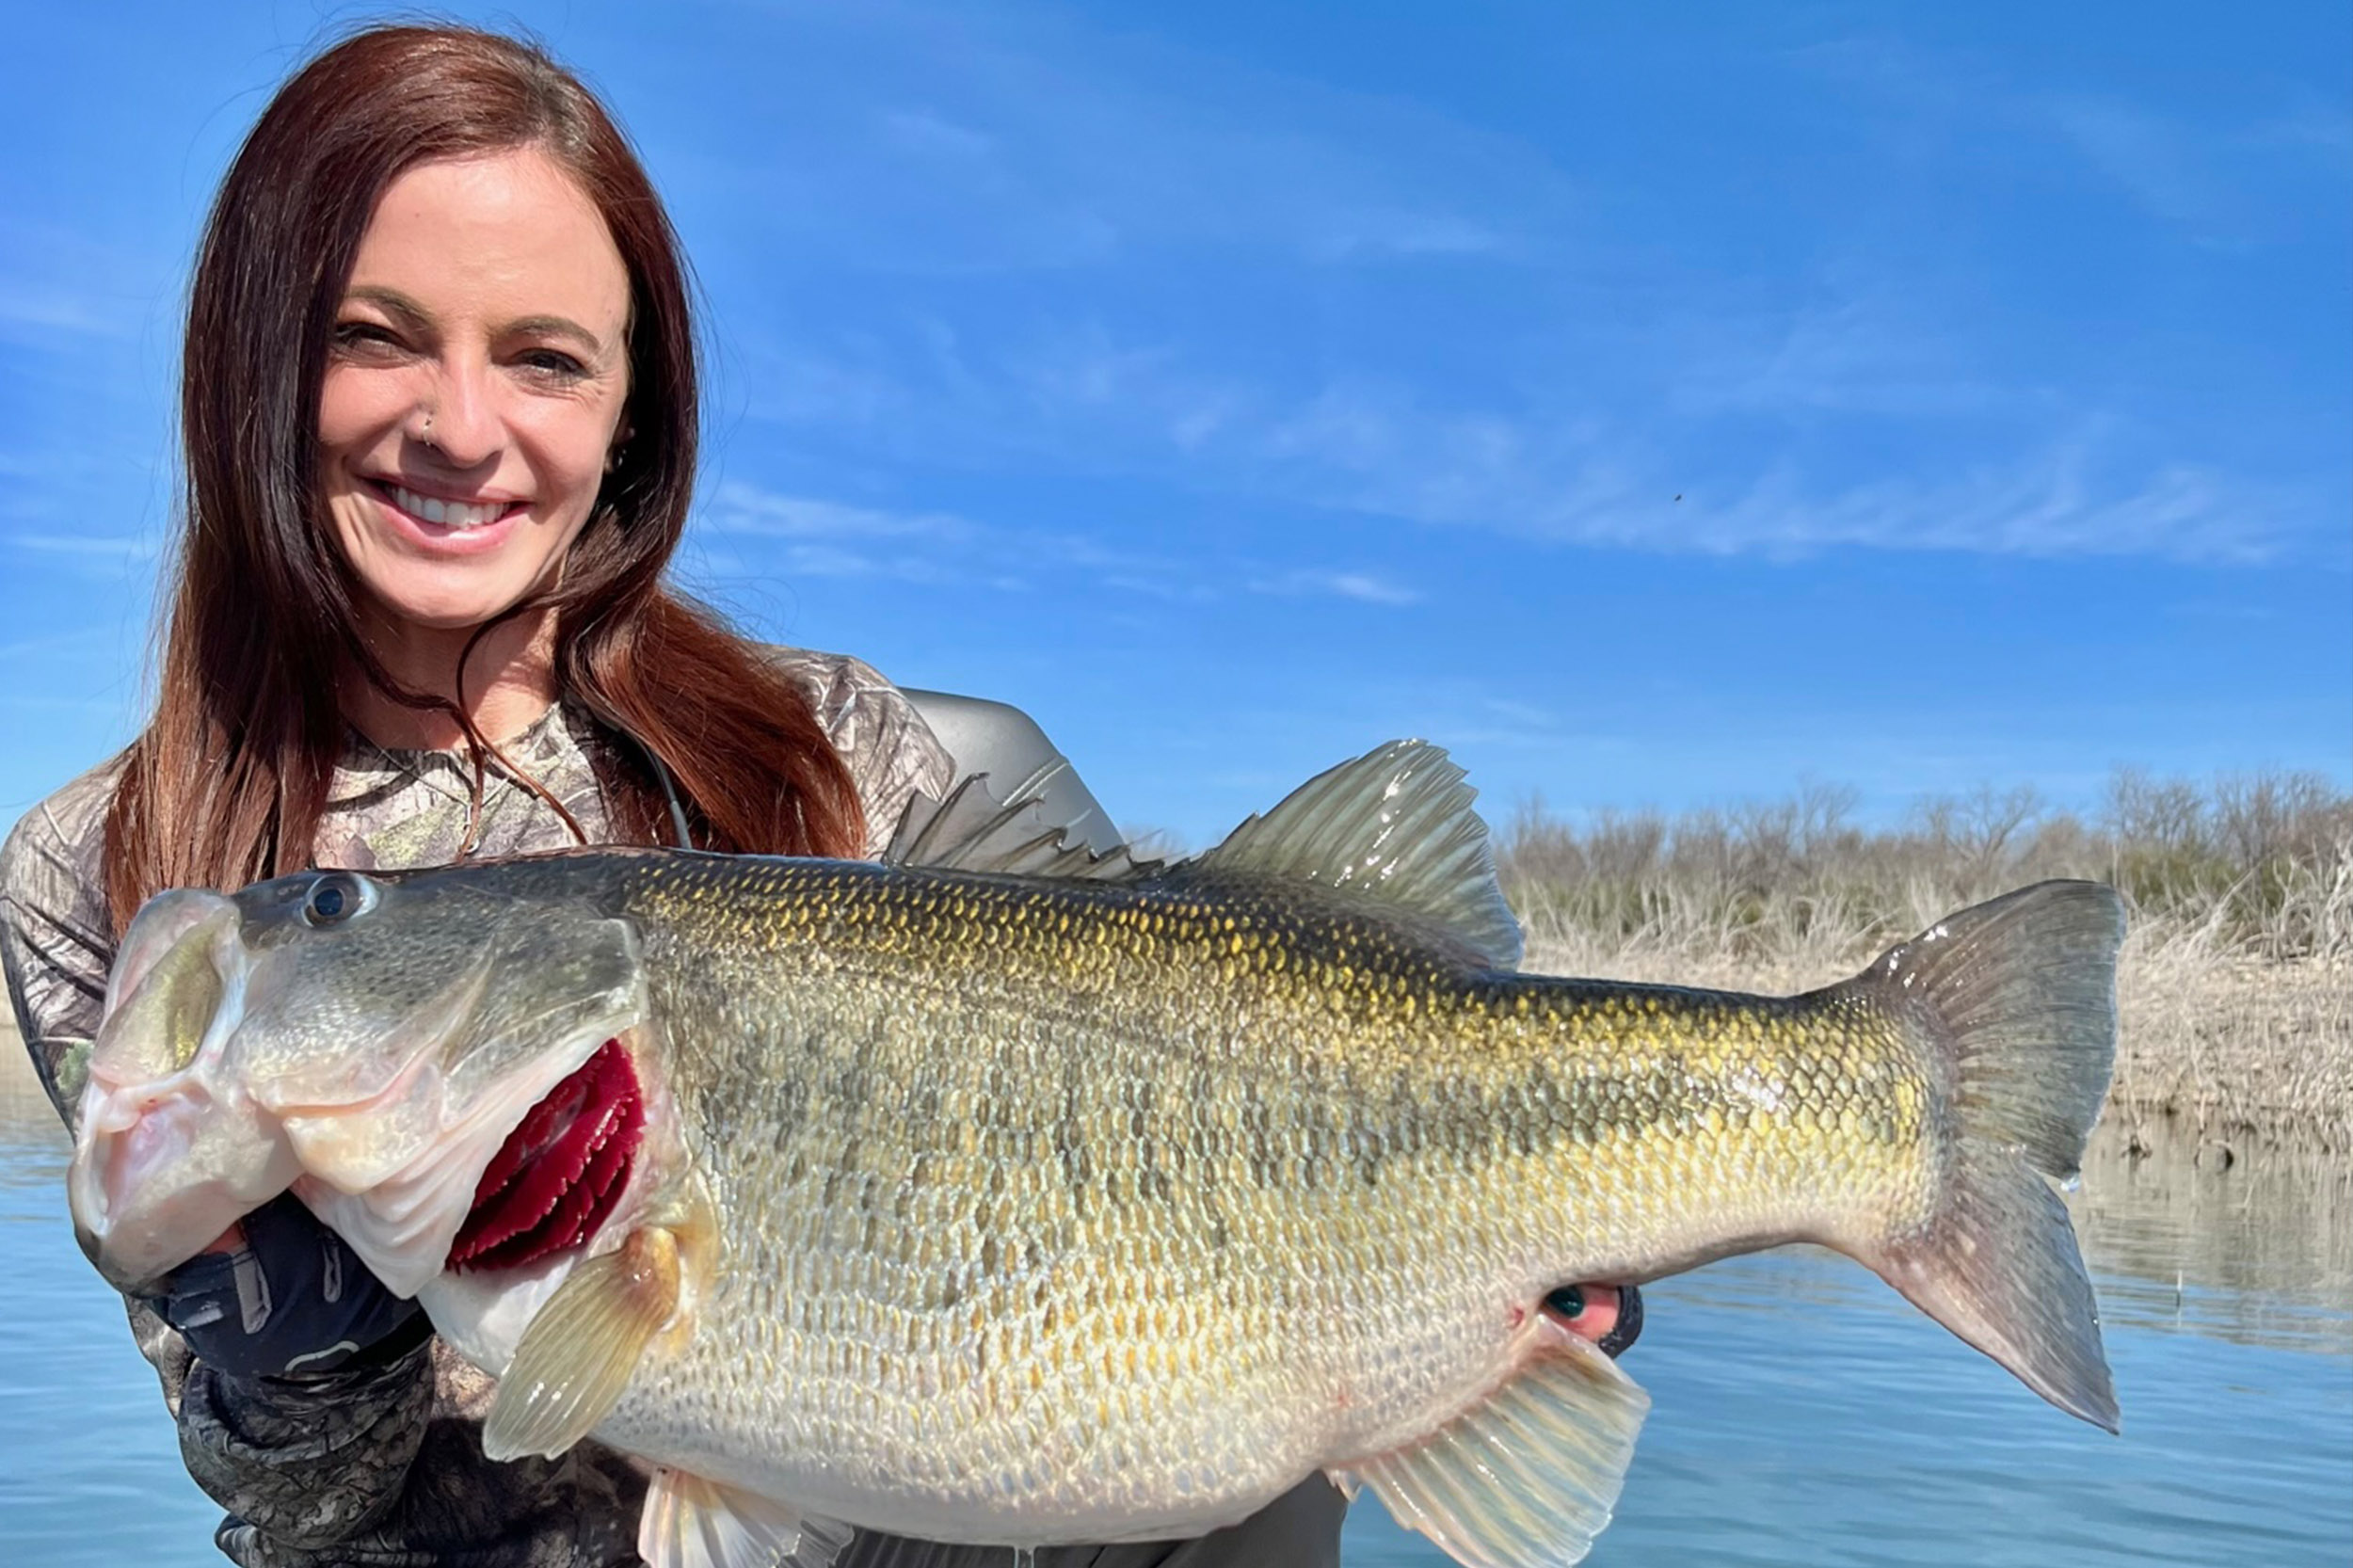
[412,355,502,468]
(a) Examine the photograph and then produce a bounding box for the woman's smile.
[362,476,530,551]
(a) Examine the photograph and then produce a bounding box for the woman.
[1,24,1630,1567]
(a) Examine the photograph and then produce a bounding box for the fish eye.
[303,872,372,927]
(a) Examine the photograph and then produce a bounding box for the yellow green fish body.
[68,743,2121,1568]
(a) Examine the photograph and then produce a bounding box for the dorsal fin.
[884,775,1162,883]
[1181,739,1524,969]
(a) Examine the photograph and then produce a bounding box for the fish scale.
[70,740,2121,1568]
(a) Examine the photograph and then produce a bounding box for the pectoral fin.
[638,1467,854,1568]
[1330,1318,1650,1568]
[483,1224,681,1461]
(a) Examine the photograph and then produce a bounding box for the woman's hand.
[1545,1282,1645,1359]
[151,1194,430,1380]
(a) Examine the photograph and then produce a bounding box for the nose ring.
[418,411,439,451]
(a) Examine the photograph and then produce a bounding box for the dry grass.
[1502,769,2353,1152]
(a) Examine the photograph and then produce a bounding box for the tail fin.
[1839,879,2125,1432]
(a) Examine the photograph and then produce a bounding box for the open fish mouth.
[69,872,651,1301]
[287,1016,649,1298]
[74,1009,647,1301]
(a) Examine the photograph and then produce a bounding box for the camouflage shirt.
[0,648,1345,1568]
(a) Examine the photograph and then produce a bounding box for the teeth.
[389,484,507,531]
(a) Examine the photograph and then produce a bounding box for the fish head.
[70,865,646,1299]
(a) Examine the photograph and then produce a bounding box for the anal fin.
[484,1224,681,1461]
[639,1467,853,1568]
[1330,1318,1649,1568]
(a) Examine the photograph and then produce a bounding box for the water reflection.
[2074,1117,2353,1353]
[0,1035,64,1186]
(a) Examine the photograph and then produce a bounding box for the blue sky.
[3,1,2345,848]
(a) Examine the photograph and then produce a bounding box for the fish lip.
[71,893,290,1292]
[70,1064,302,1294]
[83,1240,174,1299]
[72,1208,166,1297]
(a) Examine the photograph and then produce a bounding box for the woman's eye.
[517,347,587,379]
[332,321,403,354]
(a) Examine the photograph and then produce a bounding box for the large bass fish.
[68,741,2121,1568]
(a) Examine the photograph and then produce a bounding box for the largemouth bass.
[68,741,2121,1568]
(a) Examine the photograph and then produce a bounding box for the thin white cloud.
[0,281,133,340]
[1481,697,1556,729]
[1788,32,2329,241]
[8,531,160,562]
[0,625,115,661]
[1658,447,2295,564]
[0,693,122,717]
[1247,569,1422,607]
[877,107,997,163]
[704,484,979,545]
[1305,212,1511,264]
[1095,570,1210,604]
[696,483,1175,597]
[2044,97,2232,231]
[0,217,178,343]
[698,11,2330,569]
[738,315,2308,565]
[1294,413,2297,565]
[2248,96,2353,157]
[696,483,1446,605]
[1665,291,2024,419]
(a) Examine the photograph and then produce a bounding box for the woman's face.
[318,147,632,636]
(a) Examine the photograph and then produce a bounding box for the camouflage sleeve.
[763,648,957,856]
[176,1333,437,1549]
[1,761,120,1119]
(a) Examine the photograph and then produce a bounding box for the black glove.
[1596,1283,1643,1359]
[149,1192,430,1380]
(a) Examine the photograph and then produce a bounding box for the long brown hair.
[104,24,864,936]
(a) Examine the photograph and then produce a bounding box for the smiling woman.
[105,24,877,922]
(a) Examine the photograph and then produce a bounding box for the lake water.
[3,1056,2345,1567]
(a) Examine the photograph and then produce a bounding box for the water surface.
[4,1063,2345,1566]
